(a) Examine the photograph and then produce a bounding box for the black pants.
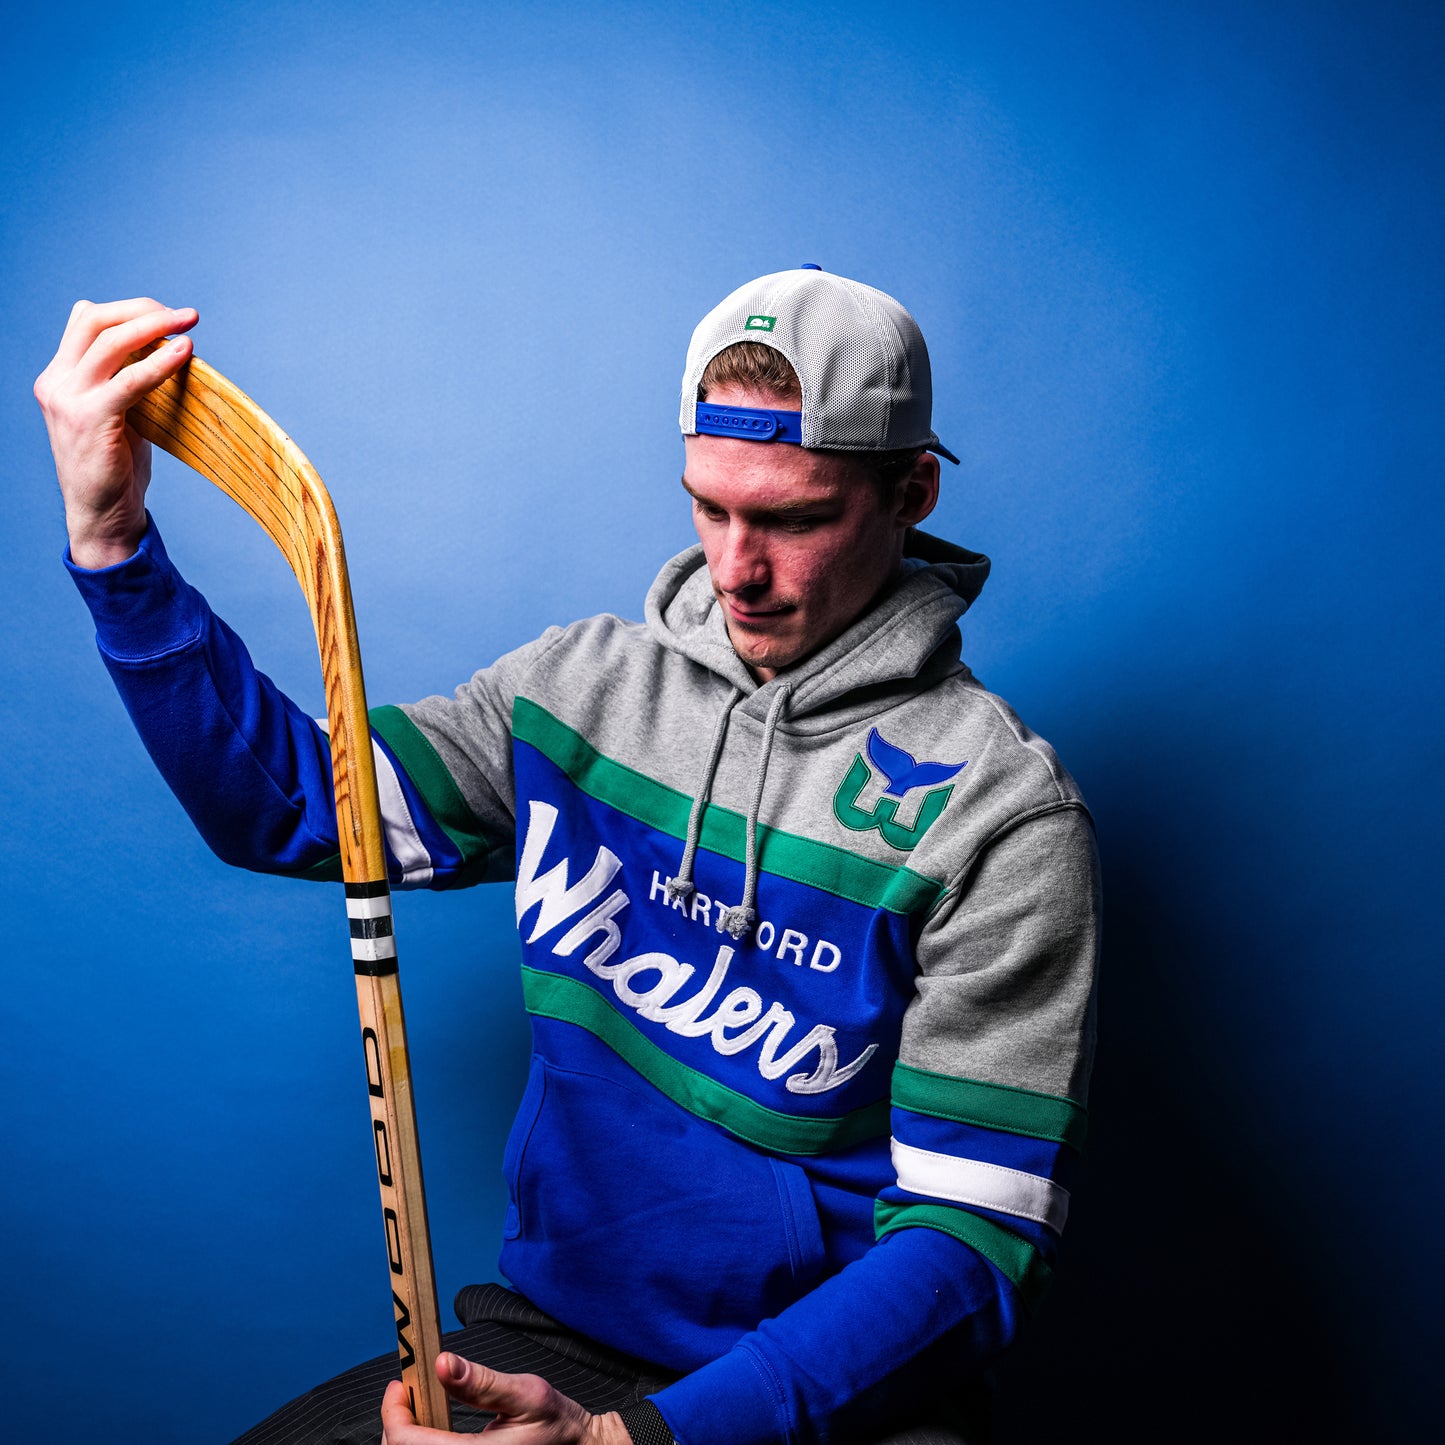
[231,1284,985,1445]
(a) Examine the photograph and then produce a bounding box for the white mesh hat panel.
[679,268,947,456]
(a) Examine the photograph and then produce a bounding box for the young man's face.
[683,384,939,680]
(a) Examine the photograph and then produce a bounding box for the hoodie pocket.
[500,1055,548,1240]
[500,1055,830,1363]
[768,1155,827,1289]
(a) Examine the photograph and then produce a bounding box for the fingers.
[80,306,198,393]
[51,298,167,370]
[102,330,194,408]
[439,1353,590,1429]
[377,1359,601,1445]
[36,300,197,415]
[378,1378,455,1445]
[435,1352,553,1412]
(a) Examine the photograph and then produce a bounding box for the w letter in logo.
[833,729,967,851]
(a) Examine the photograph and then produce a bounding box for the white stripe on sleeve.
[890,1138,1071,1234]
[315,719,435,887]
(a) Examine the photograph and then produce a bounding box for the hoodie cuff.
[646,1343,786,1445]
[64,514,205,663]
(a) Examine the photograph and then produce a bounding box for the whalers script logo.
[744,314,777,331]
[517,801,876,1094]
[833,728,967,851]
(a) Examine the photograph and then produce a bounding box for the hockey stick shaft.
[126,350,452,1430]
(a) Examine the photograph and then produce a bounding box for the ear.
[893,452,940,529]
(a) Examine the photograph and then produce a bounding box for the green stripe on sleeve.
[512,697,944,916]
[893,1062,1088,1151]
[369,704,493,885]
[296,851,343,883]
[521,966,890,1156]
[874,1199,1053,1307]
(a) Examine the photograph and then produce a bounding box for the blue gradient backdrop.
[2,3,1439,1441]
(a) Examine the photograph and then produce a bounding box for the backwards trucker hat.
[679,265,958,464]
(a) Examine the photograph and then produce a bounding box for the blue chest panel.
[512,739,921,1142]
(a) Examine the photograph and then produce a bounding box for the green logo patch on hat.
[744,314,777,331]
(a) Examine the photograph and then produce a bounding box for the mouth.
[724,598,796,627]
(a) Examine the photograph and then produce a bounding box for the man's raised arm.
[35,300,508,890]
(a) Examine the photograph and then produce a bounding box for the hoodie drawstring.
[719,684,791,938]
[664,686,742,910]
[665,683,792,941]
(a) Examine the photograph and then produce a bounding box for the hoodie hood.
[644,529,991,718]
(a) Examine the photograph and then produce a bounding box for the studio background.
[2,3,1438,1441]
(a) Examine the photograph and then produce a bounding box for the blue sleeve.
[65,516,475,887]
[650,1225,1022,1445]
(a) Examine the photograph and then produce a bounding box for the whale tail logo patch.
[833,729,967,851]
[865,728,968,796]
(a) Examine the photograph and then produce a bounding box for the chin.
[725,617,823,675]
[735,637,810,674]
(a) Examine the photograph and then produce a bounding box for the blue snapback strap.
[693,403,804,445]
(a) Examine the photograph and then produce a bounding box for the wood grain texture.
[128,351,452,1430]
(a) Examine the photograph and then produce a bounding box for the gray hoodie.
[371,529,1100,1441]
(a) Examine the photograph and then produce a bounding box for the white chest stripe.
[316,720,434,887]
[890,1138,1071,1235]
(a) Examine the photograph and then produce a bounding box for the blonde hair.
[698,341,802,403]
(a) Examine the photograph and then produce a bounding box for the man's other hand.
[380,1353,633,1445]
[34,298,198,569]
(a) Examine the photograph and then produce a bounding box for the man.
[36,268,1099,1445]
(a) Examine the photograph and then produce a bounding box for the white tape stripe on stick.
[347,895,393,920]
[890,1138,1071,1234]
[351,934,399,962]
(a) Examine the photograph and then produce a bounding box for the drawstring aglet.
[664,877,696,905]
[719,904,756,940]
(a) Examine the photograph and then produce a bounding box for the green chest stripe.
[874,1199,1053,1308]
[513,697,945,916]
[522,966,890,1156]
[894,1062,1088,1151]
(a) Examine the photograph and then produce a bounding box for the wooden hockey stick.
[127,350,452,1430]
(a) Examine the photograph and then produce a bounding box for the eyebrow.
[680,475,837,517]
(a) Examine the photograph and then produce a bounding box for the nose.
[713,521,770,597]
